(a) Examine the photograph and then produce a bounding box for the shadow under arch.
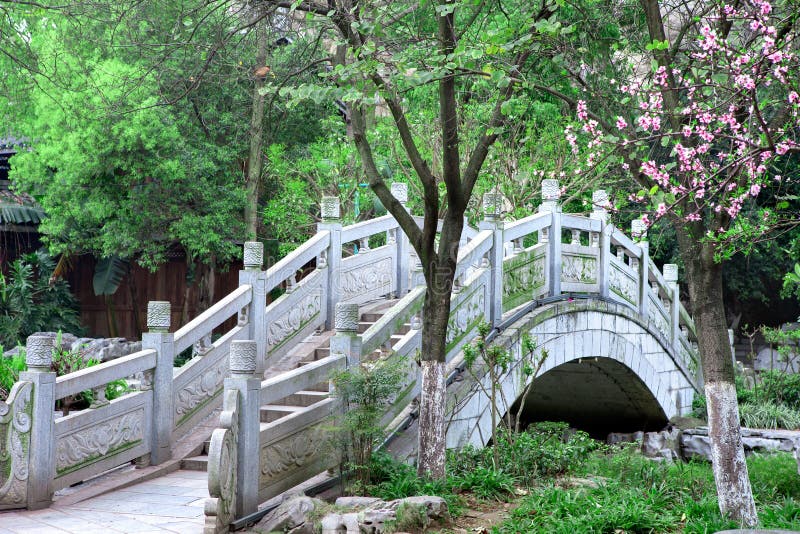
[505,330,676,438]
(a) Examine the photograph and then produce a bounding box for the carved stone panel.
[609,262,638,305]
[503,250,546,312]
[205,389,239,534]
[0,381,32,509]
[175,353,228,426]
[267,290,322,354]
[55,409,144,476]
[259,424,330,487]
[340,256,393,302]
[446,284,486,352]
[561,253,598,285]
[648,297,670,340]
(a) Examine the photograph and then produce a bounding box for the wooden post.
[240,241,267,375]
[21,335,56,510]
[318,196,342,330]
[142,301,174,465]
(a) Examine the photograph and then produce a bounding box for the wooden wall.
[67,255,243,340]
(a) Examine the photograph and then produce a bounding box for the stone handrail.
[258,353,345,406]
[340,214,398,244]
[361,286,425,355]
[54,348,157,400]
[174,284,253,355]
[264,231,329,293]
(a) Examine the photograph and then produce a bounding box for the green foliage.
[92,256,130,296]
[0,350,27,400]
[740,401,800,430]
[387,501,431,532]
[453,466,516,501]
[495,449,800,533]
[0,250,83,349]
[331,358,405,486]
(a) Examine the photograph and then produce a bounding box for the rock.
[607,431,644,445]
[754,347,800,373]
[257,495,324,534]
[669,415,706,430]
[334,496,383,509]
[320,513,345,534]
[714,530,800,533]
[680,433,712,460]
[641,427,680,460]
[396,495,448,519]
[361,508,395,532]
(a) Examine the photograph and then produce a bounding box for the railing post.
[479,192,504,327]
[632,218,649,319]
[392,182,411,297]
[541,179,561,298]
[319,196,342,330]
[240,242,267,375]
[590,190,610,298]
[226,340,261,518]
[329,303,362,367]
[20,335,56,510]
[141,301,174,465]
[664,264,680,346]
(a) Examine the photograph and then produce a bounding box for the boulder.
[641,427,680,460]
[257,495,324,534]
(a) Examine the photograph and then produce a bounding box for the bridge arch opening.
[507,358,669,438]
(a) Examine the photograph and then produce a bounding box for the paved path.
[0,470,208,533]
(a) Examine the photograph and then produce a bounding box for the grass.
[494,447,800,533]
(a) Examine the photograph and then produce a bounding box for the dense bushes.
[693,371,800,429]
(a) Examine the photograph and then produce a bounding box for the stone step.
[357,321,376,334]
[180,455,209,472]
[314,347,331,359]
[260,404,305,423]
[274,390,329,407]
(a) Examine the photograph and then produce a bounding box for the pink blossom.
[576,100,587,121]
[789,91,799,104]
[750,183,761,196]
[685,213,701,222]
[616,116,628,130]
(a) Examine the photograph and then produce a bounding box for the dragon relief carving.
[0,381,32,508]
[561,254,598,284]
[55,409,143,474]
[340,256,393,302]
[260,425,329,483]
[205,389,239,534]
[267,290,322,351]
[175,353,228,421]
[609,263,638,305]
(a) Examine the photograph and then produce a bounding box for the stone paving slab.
[0,470,208,533]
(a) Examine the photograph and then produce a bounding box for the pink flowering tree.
[561,0,799,525]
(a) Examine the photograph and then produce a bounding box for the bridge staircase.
[0,181,704,534]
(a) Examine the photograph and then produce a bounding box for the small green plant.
[462,323,546,468]
[453,466,516,501]
[740,401,800,430]
[331,357,404,487]
[0,348,27,400]
[387,501,430,532]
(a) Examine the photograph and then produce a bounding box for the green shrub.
[758,370,800,409]
[0,350,27,400]
[740,401,800,430]
[453,466,516,501]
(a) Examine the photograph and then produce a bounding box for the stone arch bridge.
[0,180,701,532]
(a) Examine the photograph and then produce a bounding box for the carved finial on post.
[335,303,360,333]
[590,190,609,222]
[539,179,561,213]
[321,196,341,221]
[25,335,54,370]
[663,264,678,282]
[391,182,409,205]
[147,301,171,333]
[230,340,257,376]
[243,241,263,271]
[483,192,504,221]
[631,217,648,241]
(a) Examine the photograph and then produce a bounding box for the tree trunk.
[417,215,462,478]
[245,20,269,240]
[677,231,758,526]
